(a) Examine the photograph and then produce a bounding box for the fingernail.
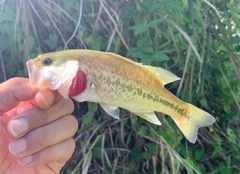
[41,93,49,107]
[18,156,32,166]
[8,118,28,137]
[9,138,27,155]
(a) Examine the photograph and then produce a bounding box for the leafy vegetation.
[0,0,240,173]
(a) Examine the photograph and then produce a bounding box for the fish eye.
[42,57,53,66]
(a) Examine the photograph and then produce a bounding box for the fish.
[26,49,215,143]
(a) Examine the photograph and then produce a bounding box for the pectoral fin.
[133,112,161,125]
[145,65,181,85]
[99,103,120,119]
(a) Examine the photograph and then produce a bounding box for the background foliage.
[0,0,240,173]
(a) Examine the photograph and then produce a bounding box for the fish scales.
[72,51,187,116]
[26,49,215,143]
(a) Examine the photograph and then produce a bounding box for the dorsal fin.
[145,65,181,85]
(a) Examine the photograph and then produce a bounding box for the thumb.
[35,89,63,109]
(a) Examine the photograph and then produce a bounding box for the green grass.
[0,0,239,173]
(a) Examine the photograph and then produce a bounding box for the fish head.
[26,52,79,98]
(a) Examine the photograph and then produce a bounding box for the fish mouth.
[26,60,41,85]
[26,59,72,91]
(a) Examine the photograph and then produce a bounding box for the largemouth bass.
[26,49,215,143]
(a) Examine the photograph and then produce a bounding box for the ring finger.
[9,115,78,158]
[18,138,75,169]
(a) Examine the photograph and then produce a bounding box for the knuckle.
[69,115,78,133]
[69,138,76,151]
[56,139,76,164]
[65,139,76,158]
[65,99,74,113]
[63,115,78,135]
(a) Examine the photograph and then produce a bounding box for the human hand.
[0,78,78,174]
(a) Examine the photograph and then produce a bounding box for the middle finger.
[8,114,78,158]
[8,97,74,138]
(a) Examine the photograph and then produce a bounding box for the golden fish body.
[26,49,215,143]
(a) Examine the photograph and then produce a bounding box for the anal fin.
[99,103,120,119]
[133,112,161,125]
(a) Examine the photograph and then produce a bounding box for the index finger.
[0,78,38,113]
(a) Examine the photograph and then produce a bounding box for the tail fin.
[174,104,215,143]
